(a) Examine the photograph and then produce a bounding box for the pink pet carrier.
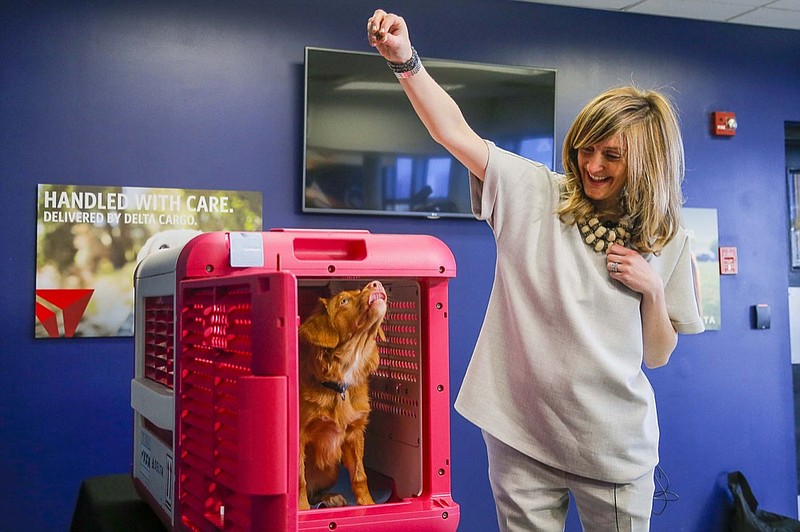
[131,229,459,531]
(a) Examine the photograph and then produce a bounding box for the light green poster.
[682,207,721,330]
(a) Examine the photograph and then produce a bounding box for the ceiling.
[513,0,800,30]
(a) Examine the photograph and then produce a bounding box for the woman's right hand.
[367,9,413,64]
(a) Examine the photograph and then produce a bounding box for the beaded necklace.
[577,214,632,253]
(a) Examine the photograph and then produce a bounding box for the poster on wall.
[35,184,263,338]
[682,207,721,331]
[787,169,800,269]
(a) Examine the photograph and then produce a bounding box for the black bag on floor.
[728,471,800,531]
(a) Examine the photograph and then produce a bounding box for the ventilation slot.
[143,296,175,388]
[373,296,421,422]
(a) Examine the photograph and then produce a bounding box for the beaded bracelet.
[387,47,422,79]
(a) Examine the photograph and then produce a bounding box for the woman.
[367,9,704,531]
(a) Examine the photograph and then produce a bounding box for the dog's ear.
[298,300,340,349]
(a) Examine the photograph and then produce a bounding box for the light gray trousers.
[483,431,654,532]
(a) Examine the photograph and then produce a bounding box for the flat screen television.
[303,47,556,219]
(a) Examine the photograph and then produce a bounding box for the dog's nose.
[369,280,383,291]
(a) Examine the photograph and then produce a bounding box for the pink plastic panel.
[175,230,456,281]
[419,278,455,501]
[175,272,298,532]
[298,497,459,531]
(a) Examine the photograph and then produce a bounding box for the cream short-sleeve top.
[454,142,704,483]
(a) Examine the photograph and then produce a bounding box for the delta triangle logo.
[35,289,94,338]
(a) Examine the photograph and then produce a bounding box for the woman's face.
[576,134,629,213]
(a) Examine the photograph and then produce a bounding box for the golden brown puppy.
[297,280,387,510]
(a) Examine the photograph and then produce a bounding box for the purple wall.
[2,1,799,530]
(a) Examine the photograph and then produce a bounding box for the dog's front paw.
[317,493,348,508]
[355,491,375,506]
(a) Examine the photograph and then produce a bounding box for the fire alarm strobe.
[712,111,737,136]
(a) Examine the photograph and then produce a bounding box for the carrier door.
[176,272,299,532]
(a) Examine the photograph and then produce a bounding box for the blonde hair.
[557,86,685,254]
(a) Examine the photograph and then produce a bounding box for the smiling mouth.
[588,173,611,183]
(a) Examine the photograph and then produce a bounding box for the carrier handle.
[292,236,369,261]
[269,228,371,262]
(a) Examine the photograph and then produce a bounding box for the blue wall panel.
[2,1,799,530]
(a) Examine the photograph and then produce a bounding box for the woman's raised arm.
[368,9,489,180]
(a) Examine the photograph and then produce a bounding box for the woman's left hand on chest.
[605,244,660,296]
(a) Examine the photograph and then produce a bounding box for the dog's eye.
[339,298,350,306]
